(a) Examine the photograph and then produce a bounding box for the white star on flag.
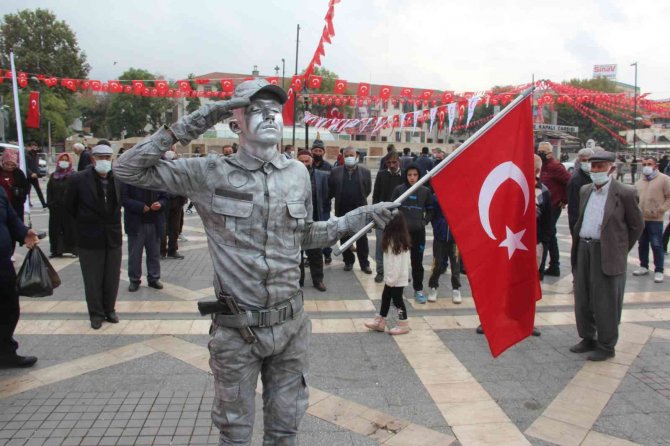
[498,227,528,259]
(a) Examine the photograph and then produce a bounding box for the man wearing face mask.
[310,140,332,172]
[329,146,373,274]
[66,145,122,330]
[570,151,643,361]
[538,142,571,277]
[633,156,670,283]
[566,147,595,236]
[113,79,397,445]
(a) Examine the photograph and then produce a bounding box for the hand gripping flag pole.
[333,86,535,257]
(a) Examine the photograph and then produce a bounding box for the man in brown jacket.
[633,156,670,283]
[570,151,644,361]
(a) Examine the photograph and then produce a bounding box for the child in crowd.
[364,214,412,335]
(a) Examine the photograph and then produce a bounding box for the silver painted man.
[114,79,397,445]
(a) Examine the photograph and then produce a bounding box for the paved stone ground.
[0,172,668,445]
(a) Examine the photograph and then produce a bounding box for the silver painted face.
[237,98,284,146]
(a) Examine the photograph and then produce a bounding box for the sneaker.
[633,267,649,276]
[388,320,410,335]
[414,291,427,304]
[544,267,560,277]
[167,252,185,259]
[364,315,386,332]
[452,289,462,304]
[374,273,384,283]
[654,272,664,283]
[343,264,353,272]
[427,288,437,302]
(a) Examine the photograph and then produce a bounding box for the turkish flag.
[333,79,347,94]
[282,87,296,126]
[291,75,303,92]
[266,77,279,85]
[26,91,40,129]
[132,80,145,95]
[61,78,77,91]
[421,90,433,100]
[108,80,121,93]
[442,91,454,103]
[430,96,539,357]
[378,85,392,100]
[220,79,234,93]
[178,80,192,92]
[400,87,413,98]
[357,83,370,97]
[155,80,169,92]
[308,75,323,90]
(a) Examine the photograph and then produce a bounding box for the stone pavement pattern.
[0,175,669,445]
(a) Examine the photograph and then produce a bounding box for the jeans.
[410,228,426,291]
[638,221,665,273]
[375,228,384,275]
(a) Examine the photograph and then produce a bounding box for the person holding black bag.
[0,187,40,368]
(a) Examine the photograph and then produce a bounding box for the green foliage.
[105,68,173,138]
[185,74,200,113]
[76,94,111,137]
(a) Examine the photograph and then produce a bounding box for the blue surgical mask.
[94,160,112,174]
[589,171,610,186]
[344,156,357,167]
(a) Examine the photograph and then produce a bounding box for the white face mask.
[58,161,70,169]
[94,160,112,174]
[642,166,654,176]
[344,156,357,167]
[590,171,610,186]
[580,162,591,173]
[165,150,175,160]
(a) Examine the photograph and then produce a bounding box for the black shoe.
[128,282,140,292]
[343,264,353,272]
[588,349,615,361]
[167,252,184,259]
[476,325,484,335]
[148,280,164,290]
[324,256,332,265]
[91,319,103,330]
[314,282,327,292]
[361,266,373,274]
[544,267,560,277]
[0,354,38,368]
[105,312,119,324]
[49,253,62,259]
[569,339,597,353]
[299,281,304,288]
[531,327,541,337]
[374,273,384,283]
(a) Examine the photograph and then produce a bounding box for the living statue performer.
[114,79,398,445]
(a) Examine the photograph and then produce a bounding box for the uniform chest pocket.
[211,192,254,247]
[282,201,307,250]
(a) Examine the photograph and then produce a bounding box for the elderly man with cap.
[73,142,92,171]
[570,151,643,361]
[310,139,332,172]
[566,147,595,236]
[66,144,123,330]
[114,78,397,445]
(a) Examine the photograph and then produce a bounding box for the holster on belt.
[197,292,257,344]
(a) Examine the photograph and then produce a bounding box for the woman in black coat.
[47,153,78,257]
[0,149,30,221]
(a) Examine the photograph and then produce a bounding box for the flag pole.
[9,51,31,221]
[333,86,536,256]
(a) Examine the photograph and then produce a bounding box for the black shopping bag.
[16,246,61,297]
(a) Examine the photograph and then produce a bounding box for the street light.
[631,62,638,159]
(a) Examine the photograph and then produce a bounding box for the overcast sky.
[2,0,668,99]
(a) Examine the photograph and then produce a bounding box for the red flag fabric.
[26,91,40,129]
[333,79,347,94]
[132,80,145,94]
[430,96,539,357]
[357,83,370,97]
[290,75,303,92]
[177,80,192,92]
[400,87,413,98]
[420,90,433,100]
[155,80,169,92]
[61,78,77,91]
[220,79,234,93]
[307,75,323,90]
[282,87,296,126]
[266,77,279,85]
[378,85,392,100]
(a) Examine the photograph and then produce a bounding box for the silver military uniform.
[114,125,389,445]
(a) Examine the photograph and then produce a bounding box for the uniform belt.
[213,292,303,328]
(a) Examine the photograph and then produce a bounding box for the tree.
[76,94,111,137]
[553,78,628,151]
[105,68,173,138]
[0,9,90,142]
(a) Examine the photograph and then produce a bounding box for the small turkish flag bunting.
[400,87,413,98]
[378,85,392,100]
[357,83,370,97]
[291,75,303,92]
[333,79,347,94]
[308,75,323,90]
[220,79,234,93]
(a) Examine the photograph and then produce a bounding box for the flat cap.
[91,144,113,156]
[589,150,616,162]
[233,78,287,104]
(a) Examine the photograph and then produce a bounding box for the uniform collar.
[229,147,290,171]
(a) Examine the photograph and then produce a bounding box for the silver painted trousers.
[209,311,311,446]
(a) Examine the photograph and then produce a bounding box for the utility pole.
[631,62,638,159]
[292,25,300,148]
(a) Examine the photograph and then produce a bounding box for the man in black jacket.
[66,145,122,329]
[74,142,93,172]
[372,152,404,282]
[0,188,39,367]
[329,147,372,273]
[26,142,47,208]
